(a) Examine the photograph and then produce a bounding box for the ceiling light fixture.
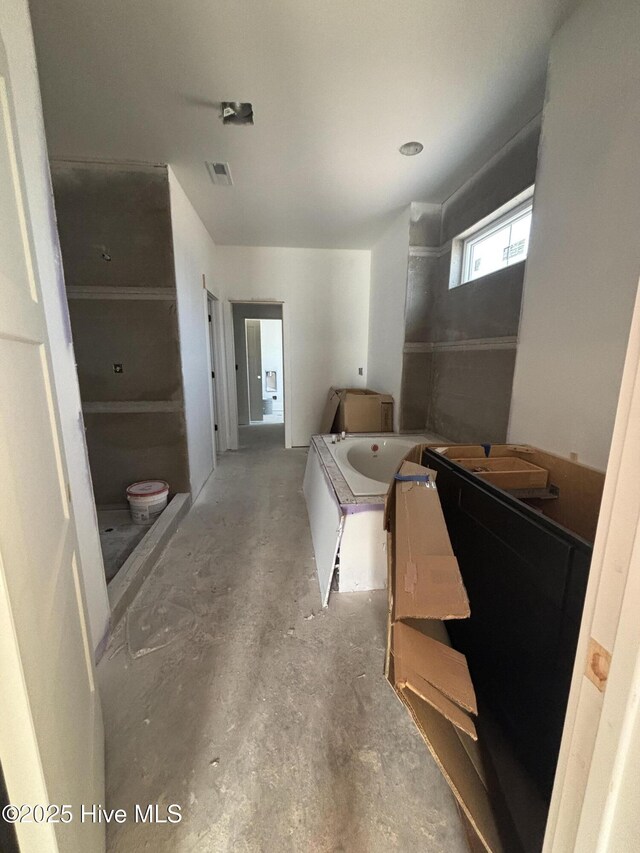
[399,141,423,156]
[220,102,254,125]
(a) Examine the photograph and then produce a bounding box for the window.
[449,187,534,288]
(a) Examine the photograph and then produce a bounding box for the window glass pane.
[505,211,532,267]
[467,223,511,281]
[462,204,533,284]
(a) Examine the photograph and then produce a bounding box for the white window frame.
[462,198,533,283]
[449,184,535,289]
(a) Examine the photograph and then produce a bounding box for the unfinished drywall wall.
[401,118,541,441]
[52,163,176,289]
[83,411,188,505]
[68,299,183,401]
[367,208,411,431]
[3,6,109,653]
[169,166,223,498]
[218,246,370,447]
[232,303,283,426]
[509,0,640,471]
[52,162,190,506]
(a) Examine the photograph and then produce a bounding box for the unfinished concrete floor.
[99,424,467,853]
[98,509,148,582]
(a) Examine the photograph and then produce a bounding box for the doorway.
[231,303,285,439]
[245,318,284,425]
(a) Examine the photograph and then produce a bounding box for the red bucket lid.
[126,480,169,498]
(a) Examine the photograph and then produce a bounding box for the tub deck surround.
[309,434,386,509]
[322,434,436,496]
[304,433,445,605]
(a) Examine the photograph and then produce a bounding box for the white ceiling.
[29,0,575,249]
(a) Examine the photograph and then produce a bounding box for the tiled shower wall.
[400,117,541,443]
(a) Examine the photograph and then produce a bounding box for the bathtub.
[322,434,430,496]
[303,433,441,605]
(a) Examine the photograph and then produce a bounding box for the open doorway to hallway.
[246,318,284,425]
[232,303,285,438]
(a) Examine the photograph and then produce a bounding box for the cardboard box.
[319,387,393,434]
[449,456,548,490]
[429,443,604,542]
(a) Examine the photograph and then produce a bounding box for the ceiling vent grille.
[205,161,233,186]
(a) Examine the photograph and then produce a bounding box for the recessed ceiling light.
[399,141,423,156]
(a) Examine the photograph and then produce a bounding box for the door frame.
[225,300,290,449]
[545,279,640,851]
[204,282,228,456]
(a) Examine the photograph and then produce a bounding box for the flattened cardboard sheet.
[392,460,470,620]
[397,687,504,853]
[395,657,477,740]
[340,390,394,433]
[384,531,394,680]
[383,456,432,532]
[394,621,477,714]
[396,554,470,620]
[319,387,342,434]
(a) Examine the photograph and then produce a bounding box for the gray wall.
[232,303,283,425]
[52,161,190,505]
[52,162,176,289]
[68,299,183,402]
[400,117,541,442]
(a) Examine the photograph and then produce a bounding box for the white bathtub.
[304,432,443,604]
[322,434,430,495]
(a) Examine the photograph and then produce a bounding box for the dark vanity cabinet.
[422,447,595,800]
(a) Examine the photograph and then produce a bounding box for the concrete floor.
[249,413,284,425]
[99,424,467,853]
[98,509,148,582]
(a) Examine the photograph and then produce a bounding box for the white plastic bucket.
[126,480,169,525]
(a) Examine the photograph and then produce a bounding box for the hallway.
[98,426,466,852]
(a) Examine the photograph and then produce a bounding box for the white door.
[0,22,104,853]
